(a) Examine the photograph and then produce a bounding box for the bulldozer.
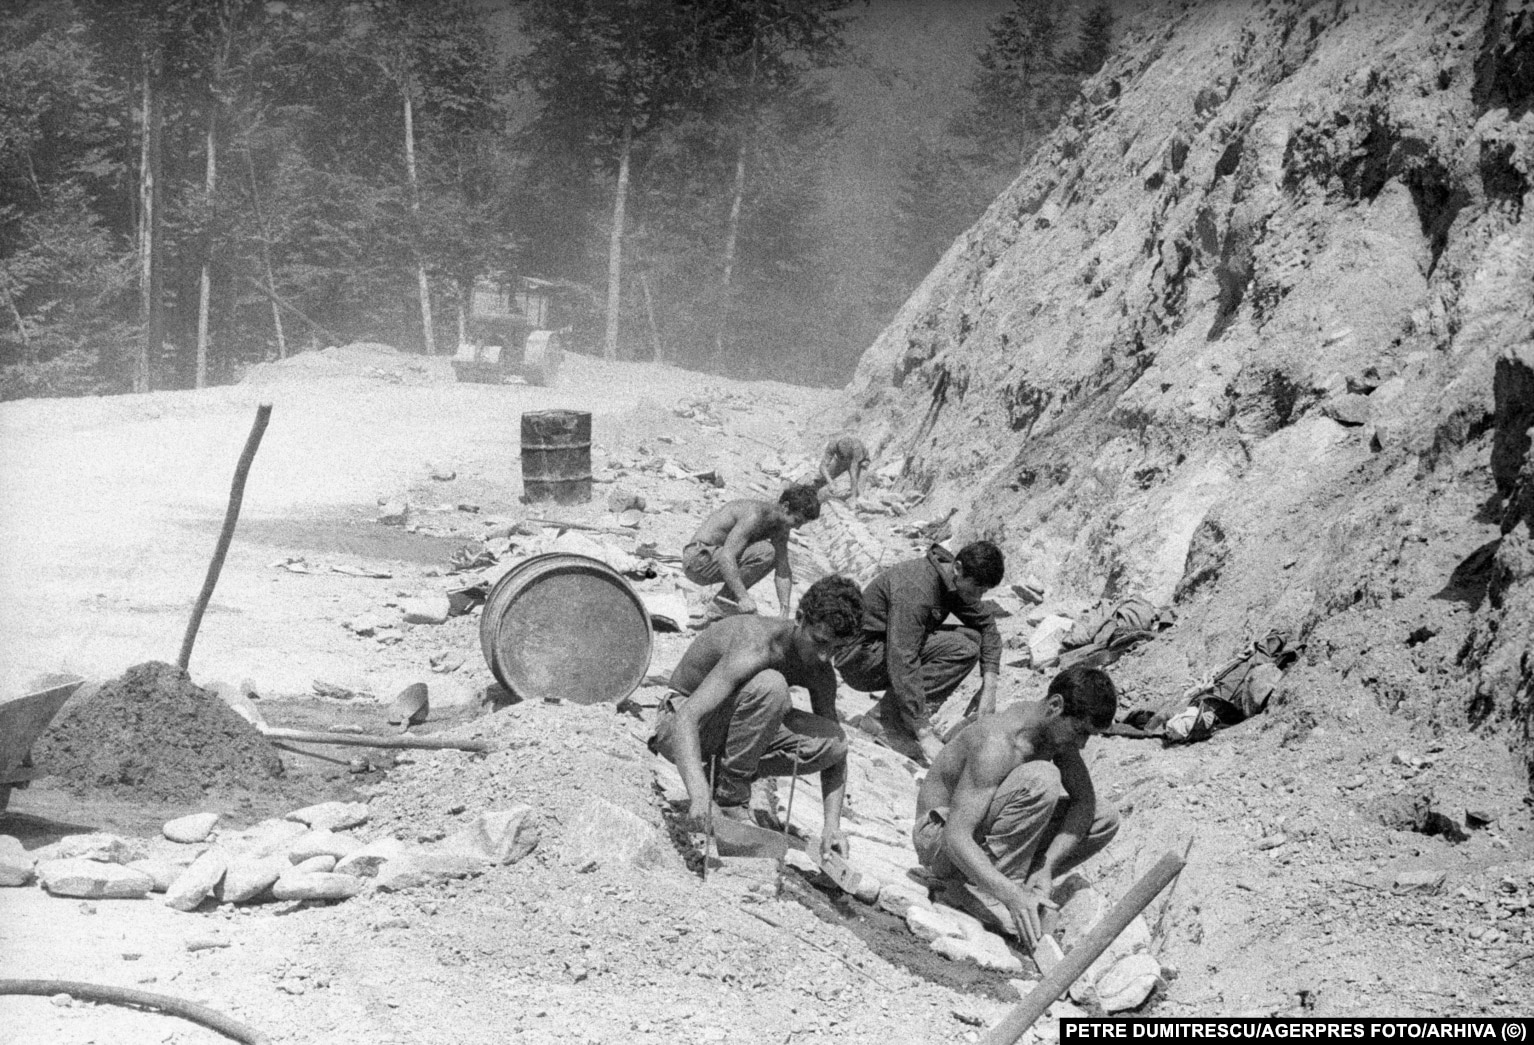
[453,277,577,388]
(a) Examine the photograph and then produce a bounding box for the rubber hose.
[0,978,267,1045]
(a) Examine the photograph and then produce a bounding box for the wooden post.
[178,404,271,670]
[977,852,1187,1045]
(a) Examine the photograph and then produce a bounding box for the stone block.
[293,855,337,874]
[930,932,1025,973]
[164,849,229,912]
[1094,952,1163,1013]
[1392,868,1447,894]
[216,855,290,904]
[1028,615,1078,665]
[162,812,221,844]
[0,835,36,887]
[126,858,183,893]
[285,829,363,864]
[271,871,363,902]
[38,858,154,899]
[334,837,408,878]
[442,806,540,866]
[40,832,144,864]
[401,596,451,625]
[908,905,966,942]
[559,798,675,873]
[375,851,487,892]
[233,819,309,858]
[285,801,370,832]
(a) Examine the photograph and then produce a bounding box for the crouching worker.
[649,575,863,861]
[913,665,1120,952]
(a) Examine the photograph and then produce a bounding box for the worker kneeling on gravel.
[682,484,821,622]
[648,575,864,861]
[835,540,1005,765]
[914,665,1120,953]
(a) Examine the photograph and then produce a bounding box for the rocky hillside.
[844,0,1534,782]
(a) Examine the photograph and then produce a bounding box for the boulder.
[559,798,674,872]
[285,801,370,832]
[1,835,36,887]
[162,812,221,844]
[334,837,408,879]
[216,855,289,904]
[40,832,144,864]
[38,858,154,900]
[908,905,966,942]
[271,871,363,902]
[233,818,309,858]
[164,849,230,911]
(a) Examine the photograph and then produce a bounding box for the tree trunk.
[712,138,748,368]
[242,141,287,360]
[137,52,164,394]
[604,116,633,362]
[639,271,662,364]
[402,87,436,356]
[195,110,217,389]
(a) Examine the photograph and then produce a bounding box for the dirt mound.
[239,342,451,387]
[33,661,284,803]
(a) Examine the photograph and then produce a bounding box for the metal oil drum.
[520,409,591,504]
[478,552,652,705]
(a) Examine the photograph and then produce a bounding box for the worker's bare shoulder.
[957,714,1035,783]
[710,614,785,661]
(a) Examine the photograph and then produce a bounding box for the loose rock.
[38,858,154,900]
[164,849,230,912]
[1,835,36,886]
[163,812,221,844]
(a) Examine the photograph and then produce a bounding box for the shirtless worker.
[648,575,864,860]
[817,434,871,504]
[835,540,1005,764]
[682,484,820,620]
[914,665,1120,951]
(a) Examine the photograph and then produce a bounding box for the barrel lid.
[479,553,652,705]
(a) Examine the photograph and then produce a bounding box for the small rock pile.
[0,799,540,910]
[32,661,283,802]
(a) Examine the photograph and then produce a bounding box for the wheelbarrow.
[0,676,83,812]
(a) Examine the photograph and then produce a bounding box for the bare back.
[687,499,785,550]
[916,706,1056,820]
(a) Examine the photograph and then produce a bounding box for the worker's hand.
[735,593,758,615]
[1001,880,1057,951]
[683,796,716,834]
[819,827,850,861]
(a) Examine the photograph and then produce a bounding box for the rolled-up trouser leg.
[755,709,848,779]
[682,541,778,599]
[983,761,1120,883]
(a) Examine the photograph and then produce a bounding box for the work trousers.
[912,760,1119,886]
[649,669,847,808]
[835,626,981,734]
[682,540,777,596]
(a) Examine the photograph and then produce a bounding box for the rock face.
[845,0,1534,778]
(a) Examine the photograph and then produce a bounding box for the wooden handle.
[257,726,492,753]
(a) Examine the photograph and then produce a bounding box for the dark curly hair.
[779,484,821,522]
[1047,665,1118,730]
[797,575,863,639]
[956,540,1005,588]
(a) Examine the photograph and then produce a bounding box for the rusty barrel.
[479,552,653,705]
[520,409,591,504]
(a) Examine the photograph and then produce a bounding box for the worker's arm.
[1027,744,1097,896]
[977,672,999,717]
[848,456,864,503]
[807,666,849,858]
[941,737,1054,949]
[772,530,793,618]
[715,512,759,613]
[818,450,836,488]
[672,647,767,825]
